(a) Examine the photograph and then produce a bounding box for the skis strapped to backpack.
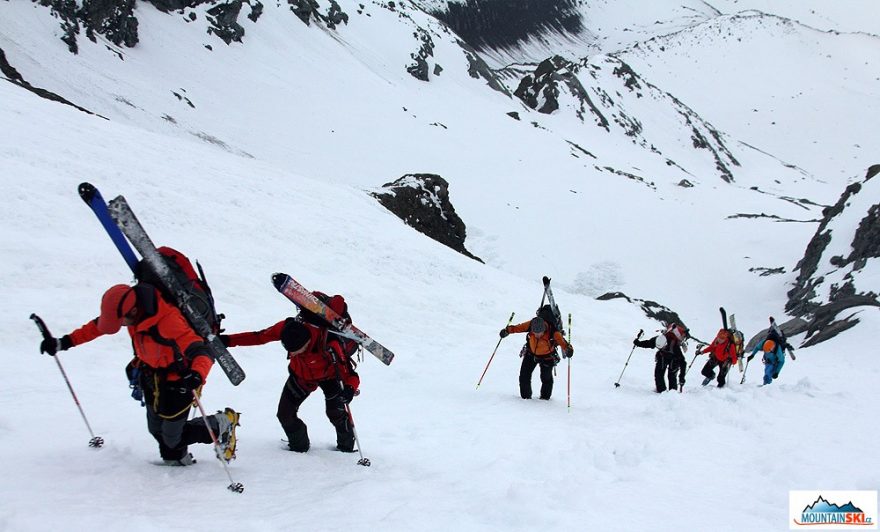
[729,314,745,371]
[272,273,394,365]
[541,276,565,334]
[79,183,245,386]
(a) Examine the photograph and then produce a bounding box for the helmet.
[654,333,668,350]
[97,284,137,334]
[529,317,547,335]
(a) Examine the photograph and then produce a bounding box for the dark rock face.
[430,0,583,52]
[785,165,880,346]
[508,54,740,183]
[34,0,266,52]
[744,318,808,352]
[207,1,246,44]
[407,27,435,81]
[514,55,604,122]
[597,292,689,336]
[0,46,100,116]
[80,0,139,48]
[372,174,482,262]
[288,0,348,28]
[458,39,509,95]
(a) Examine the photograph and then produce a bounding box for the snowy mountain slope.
[0,0,837,330]
[3,68,880,532]
[616,11,880,182]
[422,0,880,67]
[423,1,880,188]
[785,165,880,345]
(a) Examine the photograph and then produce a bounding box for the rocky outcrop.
[785,166,880,345]
[597,292,690,337]
[33,0,268,52]
[744,317,808,352]
[372,174,482,262]
[0,47,101,116]
[407,27,435,81]
[506,54,740,183]
[288,0,348,29]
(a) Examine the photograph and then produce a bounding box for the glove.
[219,334,230,347]
[563,345,574,359]
[341,385,357,404]
[499,328,509,338]
[747,354,755,362]
[632,338,639,346]
[789,352,797,361]
[40,335,71,356]
[173,370,203,393]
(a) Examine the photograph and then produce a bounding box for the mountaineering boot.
[164,452,197,466]
[215,407,240,461]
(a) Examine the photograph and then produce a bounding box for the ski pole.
[614,329,643,388]
[476,312,515,389]
[344,404,371,467]
[567,313,572,411]
[740,357,751,384]
[191,391,244,493]
[30,314,104,448]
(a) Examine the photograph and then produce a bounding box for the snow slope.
[617,11,880,183]
[1,2,878,530]
[3,71,878,532]
[0,0,840,328]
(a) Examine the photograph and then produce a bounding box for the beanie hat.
[281,320,312,353]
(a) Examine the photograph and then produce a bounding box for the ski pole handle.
[30,313,53,342]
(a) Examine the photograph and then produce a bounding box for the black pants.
[143,378,215,461]
[277,376,354,452]
[654,352,684,393]
[519,352,555,399]
[701,358,732,388]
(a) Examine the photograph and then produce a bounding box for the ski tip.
[271,272,287,290]
[542,276,551,286]
[77,182,97,203]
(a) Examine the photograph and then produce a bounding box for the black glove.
[40,335,71,356]
[174,370,203,393]
[747,354,755,362]
[499,328,509,338]
[632,338,639,346]
[563,345,574,358]
[219,334,230,347]
[341,385,357,404]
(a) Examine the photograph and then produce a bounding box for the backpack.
[298,291,359,359]
[731,329,745,358]
[134,246,222,335]
[767,326,784,346]
[536,304,562,336]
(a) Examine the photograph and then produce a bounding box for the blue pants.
[762,349,785,385]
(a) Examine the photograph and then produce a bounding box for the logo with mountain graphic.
[790,491,877,529]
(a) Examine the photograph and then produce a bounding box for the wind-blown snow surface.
[1,61,879,532]
[1,2,879,530]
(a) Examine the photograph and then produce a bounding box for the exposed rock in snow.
[786,165,880,345]
[372,173,482,262]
